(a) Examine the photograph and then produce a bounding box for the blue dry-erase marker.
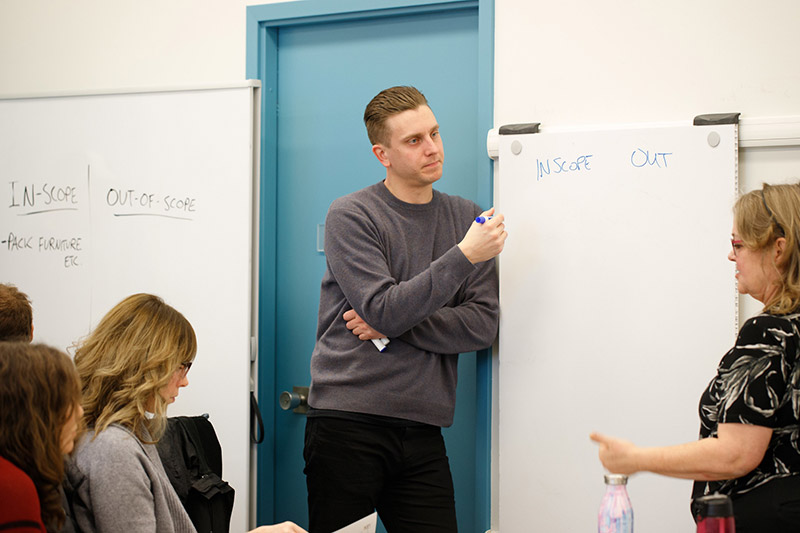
[475,215,494,224]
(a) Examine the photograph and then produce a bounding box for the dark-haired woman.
[0,342,83,533]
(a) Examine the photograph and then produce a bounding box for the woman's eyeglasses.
[731,239,744,257]
[177,361,192,378]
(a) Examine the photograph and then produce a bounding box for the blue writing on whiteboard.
[536,155,593,181]
[630,148,672,168]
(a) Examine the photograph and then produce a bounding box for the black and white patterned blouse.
[692,311,800,499]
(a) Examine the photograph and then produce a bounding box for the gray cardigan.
[67,423,196,533]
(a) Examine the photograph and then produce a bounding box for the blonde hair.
[74,293,196,442]
[0,342,82,531]
[363,86,429,146]
[733,182,800,314]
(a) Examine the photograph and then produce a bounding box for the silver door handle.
[279,386,309,414]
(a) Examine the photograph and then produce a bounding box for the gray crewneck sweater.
[308,181,499,427]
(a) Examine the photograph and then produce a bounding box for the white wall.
[3,0,799,531]
[494,1,800,127]
[4,0,798,119]
[0,1,272,94]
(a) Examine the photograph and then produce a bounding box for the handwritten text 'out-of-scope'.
[106,187,197,214]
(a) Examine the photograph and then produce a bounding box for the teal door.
[248,3,492,531]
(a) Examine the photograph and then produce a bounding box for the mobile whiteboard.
[492,122,737,532]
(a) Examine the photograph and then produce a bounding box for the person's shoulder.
[73,424,145,466]
[0,455,42,526]
[738,312,800,344]
[327,183,390,226]
[742,312,799,329]
[89,424,140,446]
[0,455,36,494]
[330,182,384,210]
[70,424,157,490]
[434,189,480,213]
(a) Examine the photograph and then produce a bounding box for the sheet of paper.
[332,512,377,533]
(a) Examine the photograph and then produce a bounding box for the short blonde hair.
[734,182,800,314]
[363,86,429,146]
[74,293,196,442]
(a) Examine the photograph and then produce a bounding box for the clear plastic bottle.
[598,474,633,533]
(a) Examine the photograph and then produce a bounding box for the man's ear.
[372,144,391,169]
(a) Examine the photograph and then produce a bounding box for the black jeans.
[303,416,457,533]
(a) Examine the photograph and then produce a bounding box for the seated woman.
[0,342,83,533]
[591,182,800,532]
[68,293,305,533]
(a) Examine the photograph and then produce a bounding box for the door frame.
[245,0,495,527]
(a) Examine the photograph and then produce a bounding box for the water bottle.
[692,494,735,533]
[598,473,633,533]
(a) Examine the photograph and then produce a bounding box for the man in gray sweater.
[304,86,507,532]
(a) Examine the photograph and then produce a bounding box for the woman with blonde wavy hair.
[0,342,83,533]
[68,293,197,533]
[591,182,800,532]
[68,293,306,533]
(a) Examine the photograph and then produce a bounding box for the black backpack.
[157,415,235,533]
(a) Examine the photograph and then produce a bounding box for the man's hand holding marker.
[343,308,390,352]
[459,207,508,265]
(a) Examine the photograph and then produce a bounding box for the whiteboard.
[0,83,259,533]
[494,123,738,532]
